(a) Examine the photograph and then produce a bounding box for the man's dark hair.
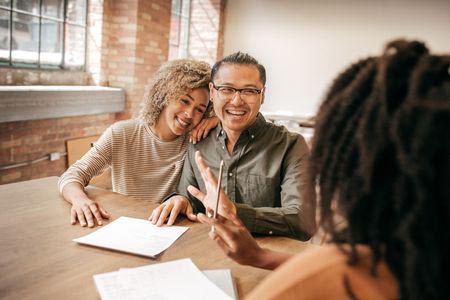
[310,39,450,300]
[211,51,266,85]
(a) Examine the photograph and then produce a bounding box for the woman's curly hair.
[310,39,450,300]
[140,59,211,125]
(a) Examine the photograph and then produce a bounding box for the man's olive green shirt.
[176,114,316,240]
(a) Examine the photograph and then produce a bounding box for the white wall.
[223,0,450,116]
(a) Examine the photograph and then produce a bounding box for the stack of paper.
[93,258,237,300]
[73,216,189,257]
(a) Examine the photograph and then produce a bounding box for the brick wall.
[0,0,172,184]
[101,0,171,119]
[0,114,116,184]
[188,0,226,64]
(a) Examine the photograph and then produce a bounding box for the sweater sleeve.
[57,126,113,193]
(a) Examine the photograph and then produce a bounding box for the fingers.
[194,151,218,186]
[202,127,211,139]
[89,203,104,226]
[187,185,205,202]
[157,204,173,226]
[81,205,95,228]
[209,230,233,257]
[167,200,183,226]
[190,119,207,144]
[210,222,241,254]
[70,208,77,225]
[193,124,205,144]
[197,212,214,225]
[75,208,87,227]
[185,202,197,221]
[149,203,166,225]
[98,206,111,219]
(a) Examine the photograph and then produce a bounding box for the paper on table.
[93,258,232,300]
[116,267,238,299]
[73,216,188,258]
[203,269,237,300]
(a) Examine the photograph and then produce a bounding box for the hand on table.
[149,195,197,226]
[189,116,219,144]
[71,196,111,227]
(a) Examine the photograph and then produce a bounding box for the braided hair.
[310,39,450,300]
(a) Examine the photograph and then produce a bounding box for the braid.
[311,39,450,300]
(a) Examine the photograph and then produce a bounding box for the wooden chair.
[66,136,112,190]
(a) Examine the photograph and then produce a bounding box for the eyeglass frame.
[211,82,265,101]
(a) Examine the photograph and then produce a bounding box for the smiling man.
[149,52,316,240]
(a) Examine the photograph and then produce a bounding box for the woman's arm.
[197,213,294,270]
[189,116,219,144]
[58,126,114,227]
[62,182,110,227]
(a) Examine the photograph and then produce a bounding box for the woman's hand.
[197,213,268,267]
[149,195,197,226]
[187,151,237,219]
[189,116,219,144]
[62,182,111,227]
[70,196,111,227]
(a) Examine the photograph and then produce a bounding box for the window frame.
[0,0,88,70]
[169,0,191,59]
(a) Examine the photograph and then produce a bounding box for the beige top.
[247,244,399,300]
[58,119,186,202]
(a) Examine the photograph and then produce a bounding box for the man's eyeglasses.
[211,83,264,101]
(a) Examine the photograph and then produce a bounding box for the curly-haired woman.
[58,59,217,228]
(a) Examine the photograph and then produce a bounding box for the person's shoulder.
[111,118,142,131]
[261,120,306,143]
[287,244,351,273]
[247,245,350,300]
[189,127,219,151]
[109,119,147,137]
[248,245,379,300]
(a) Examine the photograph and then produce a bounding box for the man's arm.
[175,146,205,213]
[237,136,317,240]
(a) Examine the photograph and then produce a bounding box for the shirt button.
[229,173,233,177]
[269,231,273,235]
[251,135,255,139]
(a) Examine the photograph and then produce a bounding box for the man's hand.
[188,151,237,219]
[71,197,111,227]
[149,195,197,226]
[189,116,219,144]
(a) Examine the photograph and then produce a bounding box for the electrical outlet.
[49,152,60,161]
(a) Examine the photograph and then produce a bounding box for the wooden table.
[0,177,313,300]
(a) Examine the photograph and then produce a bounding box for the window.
[0,0,87,70]
[169,0,190,59]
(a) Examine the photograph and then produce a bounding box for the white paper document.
[73,216,189,257]
[203,269,237,299]
[93,258,233,300]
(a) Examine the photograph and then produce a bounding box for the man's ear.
[261,87,266,105]
[209,82,214,97]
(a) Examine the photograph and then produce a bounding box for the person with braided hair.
[196,39,450,300]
